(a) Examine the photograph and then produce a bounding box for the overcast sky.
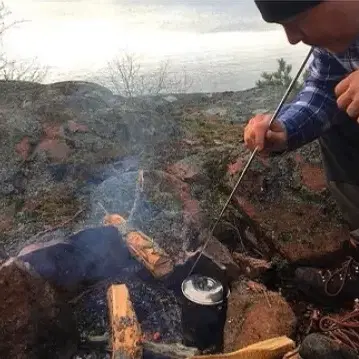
[1,1,300,87]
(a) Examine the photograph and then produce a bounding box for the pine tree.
[256,58,309,92]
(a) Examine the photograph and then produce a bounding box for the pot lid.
[181,274,224,306]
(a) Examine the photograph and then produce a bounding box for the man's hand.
[244,114,288,155]
[335,70,359,123]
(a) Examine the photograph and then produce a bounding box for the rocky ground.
[0,79,353,358]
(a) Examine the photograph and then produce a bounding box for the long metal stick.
[187,47,313,277]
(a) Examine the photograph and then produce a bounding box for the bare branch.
[105,51,193,98]
[1,56,48,82]
[0,2,49,83]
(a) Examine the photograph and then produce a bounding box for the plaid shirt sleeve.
[276,47,349,151]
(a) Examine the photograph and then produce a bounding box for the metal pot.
[180,275,229,352]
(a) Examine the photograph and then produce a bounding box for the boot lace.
[321,257,359,297]
[319,301,359,353]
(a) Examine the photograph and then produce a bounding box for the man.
[248,1,359,357]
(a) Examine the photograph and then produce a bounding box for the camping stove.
[181,275,229,352]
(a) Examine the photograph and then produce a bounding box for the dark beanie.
[255,0,323,23]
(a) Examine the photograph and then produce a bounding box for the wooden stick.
[189,336,295,359]
[142,341,199,359]
[107,284,142,359]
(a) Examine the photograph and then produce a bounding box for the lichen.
[21,185,82,227]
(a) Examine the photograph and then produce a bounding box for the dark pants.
[319,113,359,230]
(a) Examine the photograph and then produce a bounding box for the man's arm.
[276,47,348,151]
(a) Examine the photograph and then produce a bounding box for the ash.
[73,354,110,359]
[72,266,183,358]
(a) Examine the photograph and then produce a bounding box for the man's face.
[279,0,359,53]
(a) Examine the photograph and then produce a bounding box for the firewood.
[142,341,199,358]
[126,231,174,278]
[189,336,295,359]
[104,214,174,278]
[107,284,142,359]
[104,214,127,227]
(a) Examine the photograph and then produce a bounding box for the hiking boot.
[295,257,359,303]
[299,333,358,359]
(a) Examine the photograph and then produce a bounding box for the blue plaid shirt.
[277,42,359,150]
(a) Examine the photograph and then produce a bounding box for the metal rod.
[187,47,313,277]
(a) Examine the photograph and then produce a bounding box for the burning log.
[107,284,142,359]
[104,214,174,278]
[126,231,174,278]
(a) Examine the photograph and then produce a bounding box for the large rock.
[17,226,135,293]
[223,280,297,353]
[223,147,350,265]
[0,80,179,254]
[0,79,349,270]
[0,257,78,358]
[174,102,350,266]
[299,333,359,359]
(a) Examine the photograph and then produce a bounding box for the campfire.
[2,161,359,359]
[0,213,237,358]
[2,164,359,359]
[0,169,240,359]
